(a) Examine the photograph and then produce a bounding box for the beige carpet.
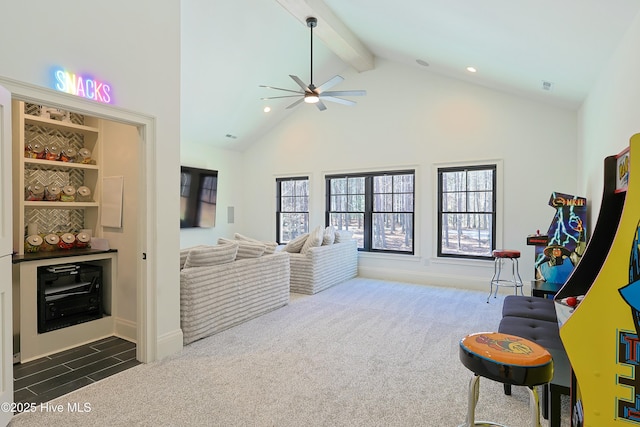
[9,278,569,426]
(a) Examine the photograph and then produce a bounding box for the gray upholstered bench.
[498,295,570,427]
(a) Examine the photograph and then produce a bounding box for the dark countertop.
[12,248,117,264]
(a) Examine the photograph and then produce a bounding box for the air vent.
[542,81,553,91]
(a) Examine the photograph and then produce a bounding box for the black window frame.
[325,170,415,254]
[437,164,497,260]
[276,176,310,244]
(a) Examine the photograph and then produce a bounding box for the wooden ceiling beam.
[275,0,375,72]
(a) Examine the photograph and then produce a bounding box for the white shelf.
[24,158,98,170]
[24,114,99,136]
[24,201,98,209]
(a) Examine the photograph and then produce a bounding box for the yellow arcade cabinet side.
[559,134,638,426]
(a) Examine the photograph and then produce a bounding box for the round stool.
[458,332,553,427]
[487,249,524,303]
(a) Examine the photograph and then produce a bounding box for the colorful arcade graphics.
[534,192,587,285]
[559,136,636,427]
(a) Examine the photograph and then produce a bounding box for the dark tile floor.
[14,336,140,405]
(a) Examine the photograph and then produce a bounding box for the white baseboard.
[156,328,183,360]
[114,317,137,342]
[357,266,532,295]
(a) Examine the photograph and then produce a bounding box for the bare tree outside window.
[438,165,496,259]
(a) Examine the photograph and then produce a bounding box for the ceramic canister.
[25,234,43,253]
[41,233,60,251]
[58,233,76,250]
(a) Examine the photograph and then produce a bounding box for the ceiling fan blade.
[286,98,305,109]
[261,95,303,100]
[320,96,356,106]
[259,85,304,95]
[316,75,344,92]
[289,75,312,92]
[321,90,366,97]
[316,100,327,111]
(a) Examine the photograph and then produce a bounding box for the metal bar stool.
[458,332,554,427]
[488,249,524,303]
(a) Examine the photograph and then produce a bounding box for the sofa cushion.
[502,295,557,323]
[322,225,336,245]
[219,237,265,259]
[301,226,324,254]
[234,233,278,254]
[184,243,238,268]
[283,233,308,253]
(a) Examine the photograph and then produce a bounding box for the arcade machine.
[556,134,637,427]
[527,192,587,297]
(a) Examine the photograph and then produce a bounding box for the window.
[326,171,414,254]
[276,177,309,243]
[437,164,496,259]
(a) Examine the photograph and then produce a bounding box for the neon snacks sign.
[53,68,112,104]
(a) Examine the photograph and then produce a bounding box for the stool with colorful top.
[488,249,524,303]
[458,332,553,427]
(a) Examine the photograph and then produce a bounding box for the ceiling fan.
[260,16,366,111]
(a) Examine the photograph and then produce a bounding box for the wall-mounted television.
[180,166,218,228]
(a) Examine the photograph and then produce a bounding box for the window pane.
[467,191,492,212]
[467,169,493,191]
[294,196,308,212]
[393,174,414,193]
[280,212,309,242]
[348,177,365,194]
[372,213,413,252]
[295,180,308,197]
[331,178,347,195]
[442,171,465,192]
[348,194,365,211]
[329,213,364,249]
[373,175,392,193]
[373,194,392,212]
[442,192,466,212]
[440,213,492,257]
[281,180,294,196]
[393,193,413,212]
[331,195,347,211]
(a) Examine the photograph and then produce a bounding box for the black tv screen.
[180,166,218,228]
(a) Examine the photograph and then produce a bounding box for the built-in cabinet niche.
[10,101,138,363]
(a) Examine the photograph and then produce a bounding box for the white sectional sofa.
[180,241,290,345]
[282,226,358,294]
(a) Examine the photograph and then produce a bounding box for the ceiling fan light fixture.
[304,93,319,104]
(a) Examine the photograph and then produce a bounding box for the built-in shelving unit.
[11,101,117,362]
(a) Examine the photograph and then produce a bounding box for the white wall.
[180,144,245,248]
[579,11,640,220]
[242,59,578,291]
[0,0,182,360]
[101,120,139,341]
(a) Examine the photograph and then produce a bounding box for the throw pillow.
[301,225,324,254]
[219,237,265,259]
[283,233,309,253]
[334,230,354,243]
[180,245,205,269]
[183,243,238,268]
[234,233,278,254]
[322,225,336,245]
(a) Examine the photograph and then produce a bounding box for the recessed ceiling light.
[263,106,271,113]
[416,59,429,67]
[466,66,477,73]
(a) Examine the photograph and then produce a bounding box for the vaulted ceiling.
[181,0,640,151]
